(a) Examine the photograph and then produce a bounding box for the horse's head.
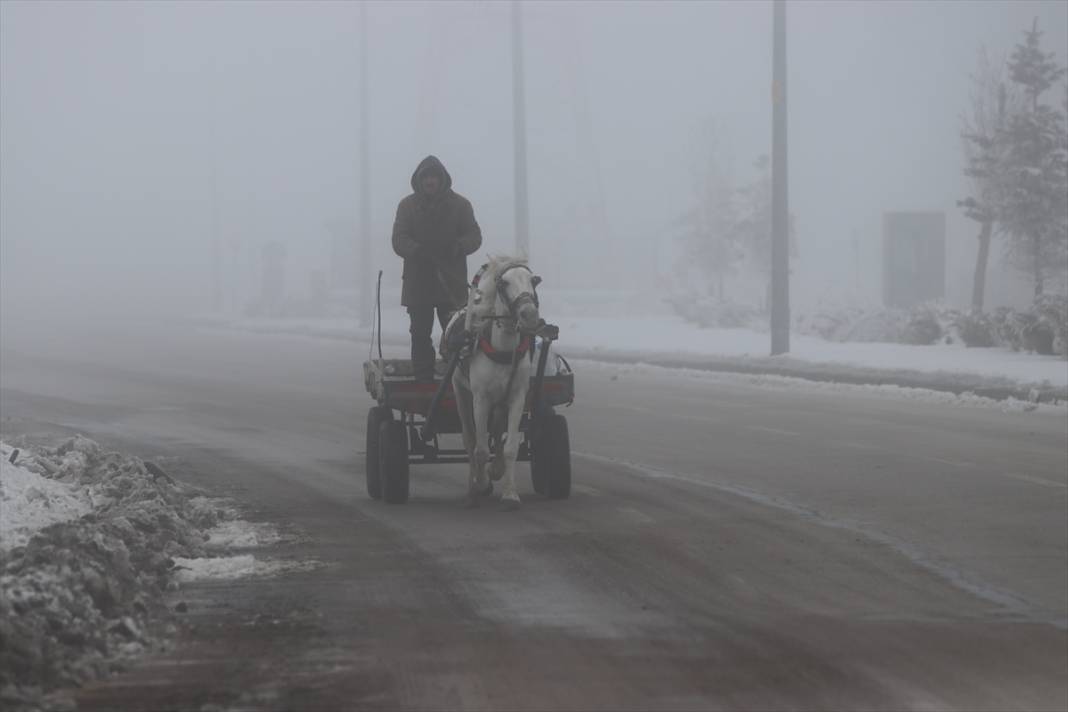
[495,262,542,333]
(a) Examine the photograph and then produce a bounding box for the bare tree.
[677,119,741,301]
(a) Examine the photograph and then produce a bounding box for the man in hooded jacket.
[392,155,483,381]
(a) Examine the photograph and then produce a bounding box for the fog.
[2,0,1066,323]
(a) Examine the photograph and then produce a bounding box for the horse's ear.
[531,275,542,288]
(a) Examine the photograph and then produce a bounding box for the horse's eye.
[531,275,542,288]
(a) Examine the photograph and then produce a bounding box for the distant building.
[882,211,945,309]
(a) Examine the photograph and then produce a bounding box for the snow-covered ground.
[596,361,1066,415]
[205,295,1068,391]
[556,314,1068,388]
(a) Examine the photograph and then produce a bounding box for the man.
[392,155,483,381]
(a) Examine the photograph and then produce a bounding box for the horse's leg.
[489,404,507,482]
[470,379,493,505]
[452,373,479,506]
[498,374,527,510]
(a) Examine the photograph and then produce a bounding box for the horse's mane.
[482,253,528,281]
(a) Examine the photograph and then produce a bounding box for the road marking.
[1003,472,1067,490]
[834,441,880,451]
[914,455,974,469]
[746,425,801,437]
[617,506,655,524]
[573,484,601,496]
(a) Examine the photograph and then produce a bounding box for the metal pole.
[211,149,221,312]
[359,2,372,327]
[770,0,790,355]
[512,0,530,258]
[208,16,222,313]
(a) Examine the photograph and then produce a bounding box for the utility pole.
[207,13,222,313]
[770,0,790,355]
[511,0,530,258]
[211,142,221,313]
[359,1,372,327]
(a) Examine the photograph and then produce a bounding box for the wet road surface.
[2,316,1065,710]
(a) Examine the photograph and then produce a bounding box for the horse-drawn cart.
[362,340,574,504]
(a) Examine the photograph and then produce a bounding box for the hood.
[410,155,453,195]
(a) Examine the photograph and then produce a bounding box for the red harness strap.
[478,335,532,364]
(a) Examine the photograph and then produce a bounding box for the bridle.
[486,263,541,331]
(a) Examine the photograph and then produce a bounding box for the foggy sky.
[2,0,1066,320]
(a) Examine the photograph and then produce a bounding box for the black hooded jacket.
[391,156,483,307]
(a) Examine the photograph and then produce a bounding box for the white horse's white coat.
[452,256,541,509]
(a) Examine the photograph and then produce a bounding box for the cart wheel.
[365,406,392,499]
[379,420,410,504]
[531,413,570,500]
[530,433,547,496]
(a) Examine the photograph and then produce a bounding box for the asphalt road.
[2,315,1066,711]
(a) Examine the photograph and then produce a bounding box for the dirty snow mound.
[0,435,309,710]
[1,444,90,550]
[0,436,226,709]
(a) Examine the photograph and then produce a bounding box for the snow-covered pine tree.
[958,47,1019,311]
[997,19,1068,297]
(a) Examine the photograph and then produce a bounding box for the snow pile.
[0,436,312,709]
[1,445,90,550]
[0,436,227,708]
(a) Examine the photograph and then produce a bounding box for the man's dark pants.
[408,305,454,380]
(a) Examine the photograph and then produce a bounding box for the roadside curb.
[563,349,1068,405]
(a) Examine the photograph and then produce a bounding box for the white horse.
[451,255,542,509]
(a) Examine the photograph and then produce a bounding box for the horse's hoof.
[499,495,521,511]
[480,481,494,497]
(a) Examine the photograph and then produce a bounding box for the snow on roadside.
[592,360,1068,415]
[1,444,90,550]
[555,315,1068,389]
[204,518,284,550]
[200,306,1068,391]
[172,511,319,583]
[0,436,310,710]
[172,554,319,583]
